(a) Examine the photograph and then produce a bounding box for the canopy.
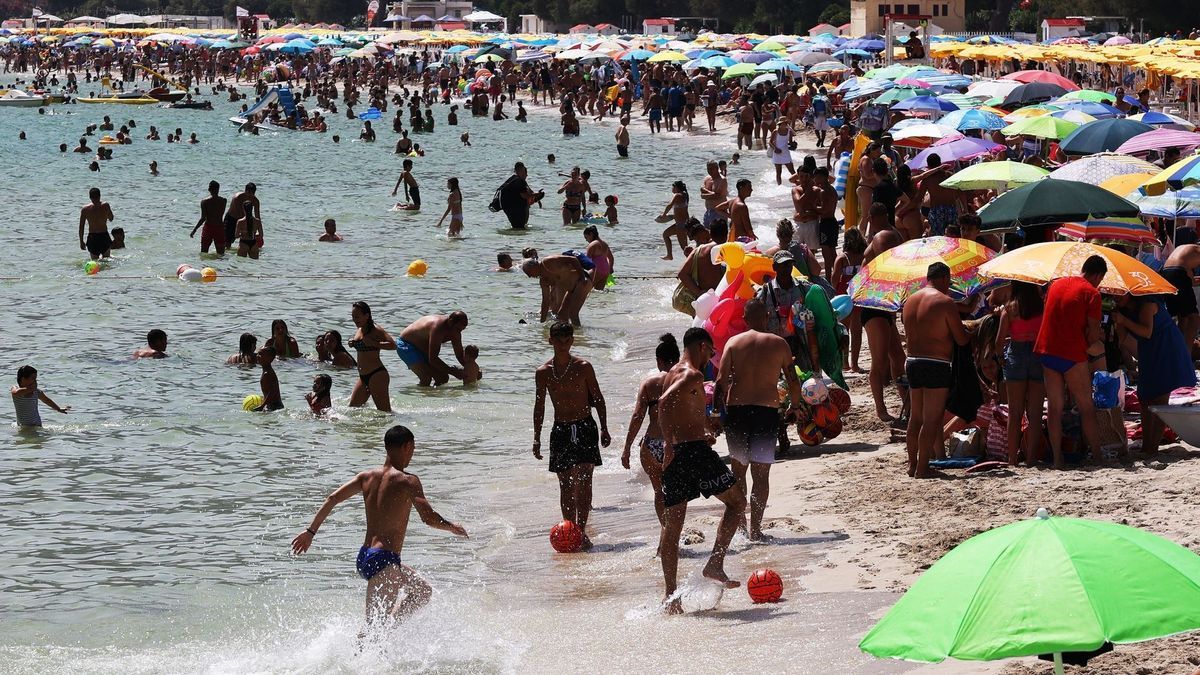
[1059,118,1154,155]
[464,10,504,21]
[106,13,146,25]
[977,179,1141,230]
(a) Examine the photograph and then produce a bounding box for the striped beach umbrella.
[848,237,1001,311]
[1056,218,1157,245]
[1126,187,1200,219]
[1139,154,1200,196]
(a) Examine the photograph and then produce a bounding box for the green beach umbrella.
[942,160,1049,191]
[872,86,934,105]
[860,509,1200,674]
[1001,115,1079,140]
[721,62,758,79]
[864,63,908,80]
[752,40,786,53]
[1057,89,1116,103]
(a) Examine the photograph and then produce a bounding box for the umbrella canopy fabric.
[980,242,1173,295]
[1001,82,1070,107]
[1115,129,1200,156]
[1049,109,1097,125]
[807,60,851,75]
[1128,111,1196,131]
[966,79,1022,100]
[1098,173,1158,196]
[1140,154,1200,196]
[848,237,1001,311]
[1128,187,1200,219]
[1000,69,1079,90]
[1049,152,1160,184]
[939,108,1006,131]
[1053,99,1123,119]
[1057,218,1157,245]
[891,95,958,112]
[873,86,934,105]
[748,73,778,88]
[1001,115,1079,140]
[859,510,1200,664]
[978,179,1141,230]
[647,50,688,62]
[1059,118,1155,155]
[1002,104,1060,122]
[905,137,1004,169]
[943,161,1048,191]
[721,62,759,79]
[1057,89,1116,103]
[890,123,962,148]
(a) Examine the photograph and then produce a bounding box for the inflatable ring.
[99,135,119,144]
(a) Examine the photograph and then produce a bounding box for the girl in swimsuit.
[319,330,357,369]
[894,165,925,240]
[856,143,882,230]
[437,176,464,238]
[226,332,257,366]
[621,333,681,528]
[348,301,397,412]
[832,228,867,373]
[266,319,300,359]
[658,181,690,261]
[557,166,585,226]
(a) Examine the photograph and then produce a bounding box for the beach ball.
[747,568,783,603]
[831,294,853,320]
[549,520,583,553]
[83,260,100,275]
[822,416,844,441]
[176,264,193,277]
[242,394,264,411]
[801,377,828,405]
[179,267,202,282]
[828,387,851,415]
[799,422,824,446]
[200,267,217,282]
[812,401,839,428]
[407,259,428,277]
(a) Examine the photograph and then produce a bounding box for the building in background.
[850,0,964,36]
[1041,17,1086,41]
[384,0,473,30]
[642,17,675,35]
[594,22,620,35]
[519,14,565,33]
[569,23,594,34]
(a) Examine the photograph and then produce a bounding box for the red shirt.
[1034,276,1101,362]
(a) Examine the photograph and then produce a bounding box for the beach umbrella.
[979,243,1172,295]
[1059,118,1154,155]
[890,123,962,148]
[1000,69,1079,91]
[748,73,778,88]
[1098,173,1157,197]
[891,95,959,112]
[721,63,759,79]
[966,79,1021,100]
[1140,154,1200,196]
[832,48,871,58]
[1002,104,1061,122]
[942,161,1049,191]
[1053,99,1123,119]
[863,63,908,80]
[845,38,885,51]
[752,40,786,52]
[92,37,117,49]
[1128,111,1196,131]
[446,44,469,53]
[790,50,834,66]
[1049,153,1160,184]
[859,509,1200,671]
[977,179,1141,230]
[872,86,934,105]
[935,93,981,109]
[620,48,654,61]
[1127,187,1200,219]
[1057,218,1157,245]
[1048,109,1096,125]
[1057,89,1116,103]
[1116,129,1200,156]
[698,54,736,68]
[940,108,1006,132]
[756,59,802,73]
[1001,82,1070,107]
[806,60,851,75]
[474,53,505,63]
[1001,115,1079,140]
[847,237,1001,311]
[647,50,688,62]
[732,50,775,64]
[905,137,1005,169]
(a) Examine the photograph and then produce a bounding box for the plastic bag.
[1092,370,1124,410]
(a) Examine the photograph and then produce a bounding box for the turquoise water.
[0,85,901,673]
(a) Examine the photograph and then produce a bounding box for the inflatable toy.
[747,568,783,603]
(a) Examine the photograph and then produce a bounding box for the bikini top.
[348,338,379,352]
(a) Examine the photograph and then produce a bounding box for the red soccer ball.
[549,520,583,553]
[747,568,784,603]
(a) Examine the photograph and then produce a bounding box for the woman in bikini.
[318,330,357,369]
[894,165,925,240]
[266,319,300,359]
[557,166,586,226]
[621,333,680,528]
[658,180,690,261]
[436,176,464,238]
[348,301,397,412]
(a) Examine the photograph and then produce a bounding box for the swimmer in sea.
[11,365,70,428]
[78,187,114,260]
[149,161,158,176]
[290,425,468,625]
[234,208,263,259]
[226,332,257,365]
[133,329,168,359]
[391,159,420,210]
[319,330,358,369]
[396,312,469,386]
[522,254,593,326]
[557,166,586,226]
[319,218,343,242]
[348,301,397,412]
[190,180,227,254]
[110,228,125,249]
[73,138,89,153]
[254,346,284,411]
[359,119,375,142]
[264,319,300,359]
[306,374,332,415]
[226,183,260,251]
[460,131,470,147]
[614,115,630,158]
[496,252,514,272]
[436,177,464,238]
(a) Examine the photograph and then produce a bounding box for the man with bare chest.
[78,187,114,260]
[532,322,611,550]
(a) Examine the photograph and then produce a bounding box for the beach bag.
[488,186,503,212]
[1092,370,1124,410]
[672,253,702,316]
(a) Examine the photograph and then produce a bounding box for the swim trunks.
[724,405,780,465]
[703,208,721,227]
[395,338,428,368]
[356,546,402,580]
[1039,354,1077,375]
[662,439,736,508]
[649,108,662,122]
[85,231,111,257]
[409,185,421,209]
[643,437,665,463]
[201,220,225,249]
[794,220,820,249]
[818,217,839,248]
[860,307,894,327]
[548,416,602,473]
[739,121,753,135]
[616,144,628,158]
[927,204,958,237]
[1160,265,1198,317]
[905,356,952,389]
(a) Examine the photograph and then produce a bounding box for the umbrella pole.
[1053,652,1064,675]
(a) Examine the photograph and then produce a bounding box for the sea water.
[0,85,907,673]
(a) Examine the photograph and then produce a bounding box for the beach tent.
[106,13,147,25]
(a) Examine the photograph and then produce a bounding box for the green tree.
[818,3,850,27]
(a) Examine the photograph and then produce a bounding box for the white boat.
[0,90,47,107]
[1149,404,1200,447]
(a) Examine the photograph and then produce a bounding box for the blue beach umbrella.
[1127,187,1200,219]
[756,59,802,73]
[845,38,885,51]
[620,49,655,61]
[833,48,871,58]
[317,37,343,47]
[1054,99,1123,119]
[940,108,1007,131]
[892,95,959,112]
[446,44,469,53]
[700,55,737,69]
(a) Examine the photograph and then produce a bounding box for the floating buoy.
[407,259,428,277]
[200,267,217,282]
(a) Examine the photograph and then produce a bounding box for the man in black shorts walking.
[532,322,611,550]
[658,327,746,614]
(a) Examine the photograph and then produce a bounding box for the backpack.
[811,96,828,116]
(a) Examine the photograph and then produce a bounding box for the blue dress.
[1130,300,1197,400]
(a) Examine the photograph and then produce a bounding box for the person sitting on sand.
[254,346,283,411]
[658,327,746,614]
[11,365,70,428]
[521,254,594,326]
[290,425,468,625]
[133,329,168,359]
[532,321,611,551]
[319,218,343,242]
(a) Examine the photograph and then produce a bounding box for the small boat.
[0,90,47,107]
[78,91,160,105]
[148,86,188,103]
[169,100,213,110]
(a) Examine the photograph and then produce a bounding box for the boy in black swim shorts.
[657,327,746,614]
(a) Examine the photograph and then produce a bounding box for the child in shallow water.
[11,365,70,427]
[255,347,283,412]
[461,345,482,384]
[306,374,332,415]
